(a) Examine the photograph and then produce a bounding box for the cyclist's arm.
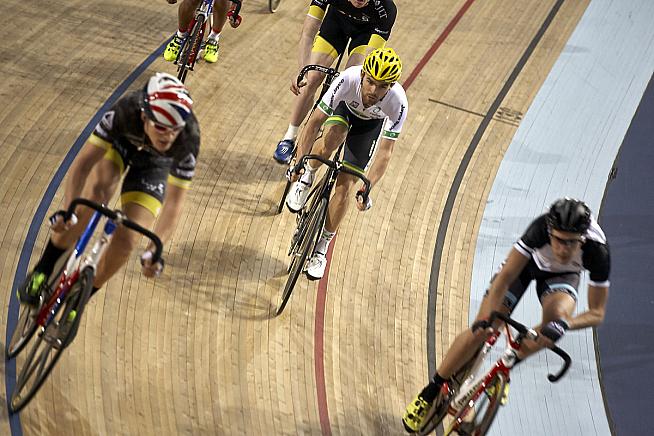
[483,248,530,317]
[147,180,188,250]
[566,284,609,329]
[63,137,108,209]
[365,137,394,188]
[296,108,329,159]
[299,7,324,69]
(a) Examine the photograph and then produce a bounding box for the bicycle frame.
[442,312,571,435]
[36,210,116,329]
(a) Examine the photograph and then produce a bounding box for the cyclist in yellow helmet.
[273,0,399,164]
[285,47,408,280]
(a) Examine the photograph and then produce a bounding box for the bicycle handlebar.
[291,154,372,202]
[297,65,340,88]
[488,311,572,383]
[66,198,164,264]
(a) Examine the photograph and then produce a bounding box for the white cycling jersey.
[318,65,408,140]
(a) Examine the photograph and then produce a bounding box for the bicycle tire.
[9,266,94,414]
[473,372,506,435]
[445,372,507,436]
[177,18,204,83]
[277,197,327,315]
[269,0,281,13]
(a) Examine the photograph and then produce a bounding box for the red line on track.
[314,1,476,434]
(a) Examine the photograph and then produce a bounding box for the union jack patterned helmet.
[142,73,193,128]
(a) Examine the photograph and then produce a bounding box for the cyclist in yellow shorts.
[164,0,241,64]
[17,73,200,320]
[273,0,398,164]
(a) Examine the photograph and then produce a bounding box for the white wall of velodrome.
[469,1,654,435]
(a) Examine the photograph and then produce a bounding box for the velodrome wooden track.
[0,0,590,434]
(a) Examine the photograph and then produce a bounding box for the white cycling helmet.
[142,72,193,128]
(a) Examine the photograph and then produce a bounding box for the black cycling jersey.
[311,0,397,40]
[92,91,200,183]
[514,214,611,287]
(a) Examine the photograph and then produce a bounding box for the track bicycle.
[275,153,370,316]
[6,198,163,414]
[418,311,571,436]
[268,0,281,13]
[174,0,242,82]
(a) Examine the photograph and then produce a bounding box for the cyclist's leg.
[517,273,578,358]
[92,156,166,288]
[212,0,230,32]
[19,146,121,304]
[178,0,203,30]
[345,26,388,67]
[204,0,230,62]
[93,201,157,288]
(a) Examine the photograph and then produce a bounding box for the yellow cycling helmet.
[362,47,403,83]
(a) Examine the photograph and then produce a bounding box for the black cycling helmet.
[546,198,591,234]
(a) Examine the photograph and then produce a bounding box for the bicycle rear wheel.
[269,0,281,13]
[446,372,507,436]
[177,18,204,83]
[277,197,327,315]
[9,266,94,414]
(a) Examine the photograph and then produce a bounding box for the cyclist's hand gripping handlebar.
[485,311,572,382]
[296,65,339,89]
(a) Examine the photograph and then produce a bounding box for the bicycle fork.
[37,212,117,328]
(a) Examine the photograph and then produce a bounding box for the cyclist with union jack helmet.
[17,73,200,323]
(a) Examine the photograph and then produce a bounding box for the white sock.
[208,31,221,41]
[176,30,188,38]
[283,125,299,141]
[315,229,336,255]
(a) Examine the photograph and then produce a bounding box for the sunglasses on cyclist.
[548,231,585,247]
[148,118,184,134]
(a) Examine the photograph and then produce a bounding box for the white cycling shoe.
[305,252,327,280]
[286,171,314,212]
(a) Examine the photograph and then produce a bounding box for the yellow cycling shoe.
[485,379,510,405]
[163,35,184,62]
[203,38,219,63]
[402,394,432,433]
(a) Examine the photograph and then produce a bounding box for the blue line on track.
[5,39,170,435]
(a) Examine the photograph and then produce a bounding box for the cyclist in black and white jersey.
[286,47,407,280]
[273,0,398,164]
[402,198,611,433]
[17,73,199,309]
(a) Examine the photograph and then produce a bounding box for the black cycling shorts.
[325,100,383,172]
[316,6,384,56]
[487,258,580,312]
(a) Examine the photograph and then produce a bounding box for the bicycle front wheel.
[177,18,204,82]
[269,0,281,13]
[277,197,327,315]
[9,267,94,414]
[446,372,507,436]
